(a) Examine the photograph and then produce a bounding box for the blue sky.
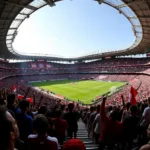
[13,0,134,57]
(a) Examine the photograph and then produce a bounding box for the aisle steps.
[77,120,98,150]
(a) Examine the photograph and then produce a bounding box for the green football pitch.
[31,80,126,104]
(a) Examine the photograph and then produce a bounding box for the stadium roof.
[0,0,150,61]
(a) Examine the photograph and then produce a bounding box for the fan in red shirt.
[62,139,86,150]
[27,114,58,150]
[99,97,124,150]
[53,109,68,145]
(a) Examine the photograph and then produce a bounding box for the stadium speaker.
[98,0,104,4]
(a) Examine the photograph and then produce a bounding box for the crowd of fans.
[0,73,150,107]
[1,86,150,150]
[1,58,150,149]
[1,58,150,79]
[0,88,85,150]
[82,95,150,150]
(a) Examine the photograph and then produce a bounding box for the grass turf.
[31,80,126,104]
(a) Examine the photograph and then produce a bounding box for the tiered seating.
[1,57,150,111]
[1,58,150,78]
[1,58,150,150]
[0,73,150,109]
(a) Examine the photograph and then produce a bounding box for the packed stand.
[1,58,150,78]
[82,95,150,150]
[0,88,86,150]
[1,73,150,150]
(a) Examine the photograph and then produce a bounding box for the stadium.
[0,0,150,150]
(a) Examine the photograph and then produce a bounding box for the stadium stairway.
[77,120,99,150]
[60,120,99,150]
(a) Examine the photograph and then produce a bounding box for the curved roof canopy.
[0,0,149,61]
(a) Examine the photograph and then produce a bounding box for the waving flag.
[26,97,33,103]
[17,94,24,100]
[11,84,16,93]
[17,94,33,103]
[130,86,138,105]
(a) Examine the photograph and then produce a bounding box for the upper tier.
[0,58,150,80]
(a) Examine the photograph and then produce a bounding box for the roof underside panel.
[0,0,150,61]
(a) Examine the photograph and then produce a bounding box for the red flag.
[17,94,24,100]
[26,97,33,103]
[11,84,16,93]
[17,95,33,103]
[130,86,138,105]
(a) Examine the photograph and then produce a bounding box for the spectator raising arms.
[99,96,124,150]
[92,105,101,144]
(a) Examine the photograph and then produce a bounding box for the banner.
[30,63,37,69]
[46,63,51,69]
[38,63,45,69]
